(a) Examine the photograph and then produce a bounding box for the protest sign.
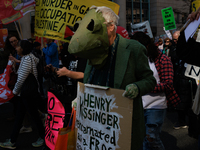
[0,28,8,49]
[185,64,200,80]
[0,0,35,24]
[45,92,65,150]
[161,7,176,31]
[76,82,133,150]
[0,60,14,103]
[34,0,119,42]
[192,1,200,12]
[131,21,153,38]
[163,27,172,40]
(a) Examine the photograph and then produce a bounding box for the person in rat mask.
[69,6,156,150]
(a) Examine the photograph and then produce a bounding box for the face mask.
[68,9,109,68]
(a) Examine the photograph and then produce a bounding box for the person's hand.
[9,55,16,61]
[123,84,139,99]
[44,64,53,72]
[57,67,69,77]
[71,97,77,110]
[187,11,200,22]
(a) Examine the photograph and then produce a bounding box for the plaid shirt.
[152,50,180,107]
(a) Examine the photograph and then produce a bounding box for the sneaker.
[0,139,16,149]
[173,123,188,129]
[19,126,33,133]
[32,137,44,147]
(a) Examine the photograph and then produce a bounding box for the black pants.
[11,95,45,143]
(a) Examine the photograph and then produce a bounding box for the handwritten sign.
[35,0,119,42]
[45,92,65,150]
[76,82,133,150]
[161,7,176,30]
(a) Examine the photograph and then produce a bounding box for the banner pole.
[14,21,22,40]
[41,37,44,48]
[18,20,23,39]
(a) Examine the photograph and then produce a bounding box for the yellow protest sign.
[192,1,200,12]
[35,0,120,42]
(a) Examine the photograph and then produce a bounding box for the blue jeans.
[143,109,166,150]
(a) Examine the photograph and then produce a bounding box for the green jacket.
[84,35,156,150]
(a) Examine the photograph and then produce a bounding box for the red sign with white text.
[0,61,14,103]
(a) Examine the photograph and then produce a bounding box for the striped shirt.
[13,53,39,95]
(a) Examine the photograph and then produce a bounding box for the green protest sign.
[161,7,176,30]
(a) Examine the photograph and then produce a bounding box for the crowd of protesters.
[0,6,200,150]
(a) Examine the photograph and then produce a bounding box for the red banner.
[0,60,14,103]
[0,0,35,24]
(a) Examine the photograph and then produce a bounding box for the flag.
[64,26,74,42]
[0,60,14,103]
[0,0,35,24]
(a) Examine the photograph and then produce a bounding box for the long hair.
[4,34,19,55]
[131,32,159,62]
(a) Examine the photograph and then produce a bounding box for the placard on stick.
[161,7,176,30]
[75,82,133,150]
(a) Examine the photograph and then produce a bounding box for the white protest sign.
[184,17,200,42]
[131,20,153,38]
[75,82,133,150]
[163,27,172,40]
[185,64,200,80]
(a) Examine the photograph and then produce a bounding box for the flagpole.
[18,20,23,39]
[14,21,22,40]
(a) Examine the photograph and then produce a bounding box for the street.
[0,102,198,150]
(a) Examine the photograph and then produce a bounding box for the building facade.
[111,0,191,37]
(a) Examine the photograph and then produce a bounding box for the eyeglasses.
[10,40,17,44]
[166,41,170,43]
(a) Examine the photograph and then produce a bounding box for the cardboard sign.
[185,64,200,80]
[131,21,153,38]
[76,82,133,150]
[0,28,8,48]
[161,7,176,31]
[45,92,65,150]
[0,0,35,24]
[35,0,119,42]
